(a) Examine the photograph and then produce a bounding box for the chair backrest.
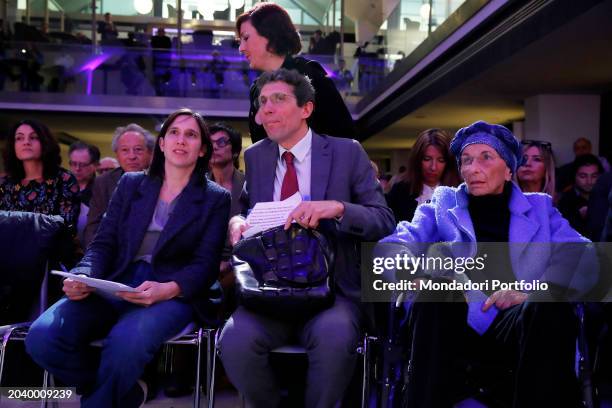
[0,211,66,324]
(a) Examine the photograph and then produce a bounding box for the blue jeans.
[25,262,193,407]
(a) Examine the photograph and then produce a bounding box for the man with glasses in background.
[69,141,100,246]
[83,123,154,247]
[208,122,245,307]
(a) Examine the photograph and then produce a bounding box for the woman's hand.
[117,281,181,306]
[482,290,528,311]
[63,278,94,301]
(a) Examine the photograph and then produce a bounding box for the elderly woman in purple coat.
[380,121,595,408]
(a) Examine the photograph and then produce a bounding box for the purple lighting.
[79,53,112,73]
[76,53,113,96]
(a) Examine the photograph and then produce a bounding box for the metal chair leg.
[194,328,202,408]
[210,328,222,408]
[0,327,15,386]
[576,303,599,408]
[40,370,49,408]
[360,335,375,408]
[207,329,216,408]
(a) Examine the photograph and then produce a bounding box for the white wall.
[524,94,601,165]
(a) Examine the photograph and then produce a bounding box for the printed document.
[243,192,302,238]
[51,270,139,297]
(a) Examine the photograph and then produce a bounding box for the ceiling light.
[134,0,152,14]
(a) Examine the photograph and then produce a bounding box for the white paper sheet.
[51,270,139,297]
[242,192,302,238]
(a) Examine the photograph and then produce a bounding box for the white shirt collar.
[278,128,312,163]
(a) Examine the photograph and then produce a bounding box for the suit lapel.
[258,140,278,203]
[310,132,331,201]
[126,176,161,260]
[153,175,207,254]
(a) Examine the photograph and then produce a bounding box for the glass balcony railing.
[0,40,391,106]
[1,0,483,110]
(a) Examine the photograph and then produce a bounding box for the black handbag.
[232,223,335,319]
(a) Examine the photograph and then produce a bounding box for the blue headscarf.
[450,121,523,173]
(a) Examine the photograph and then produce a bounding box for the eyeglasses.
[256,92,296,109]
[521,140,552,150]
[212,137,231,148]
[69,160,93,169]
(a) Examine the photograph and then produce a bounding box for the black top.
[467,181,515,284]
[468,181,512,242]
[150,35,171,50]
[587,172,612,241]
[558,189,590,238]
[385,181,418,223]
[248,56,356,144]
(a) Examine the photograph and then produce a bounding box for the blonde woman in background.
[516,140,556,199]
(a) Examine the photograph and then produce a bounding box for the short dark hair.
[3,119,61,180]
[255,68,315,108]
[69,141,101,164]
[236,3,302,57]
[148,108,212,182]
[573,153,603,176]
[209,122,242,168]
[573,137,592,150]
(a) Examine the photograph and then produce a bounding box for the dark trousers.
[218,296,362,408]
[25,262,193,407]
[405,300,580,408]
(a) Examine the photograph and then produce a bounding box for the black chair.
[0,211,67,385]
[79,324,217,408]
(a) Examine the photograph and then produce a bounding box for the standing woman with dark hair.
[386,128,460,222]
[236,3,356,143]
[0,119,80,232]
[26,108,231,407]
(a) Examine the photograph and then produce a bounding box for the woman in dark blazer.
[26,108,231,408]
[236,3,356,143]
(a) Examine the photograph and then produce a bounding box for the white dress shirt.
[273,128,312,201]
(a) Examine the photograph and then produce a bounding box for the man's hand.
[229,216,249,246]
[285,200,345,230]
[63,278,94,301]
[579,206,588,219]
[482,290,528,312]
[117,281,181,306]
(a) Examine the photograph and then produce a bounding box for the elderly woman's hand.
[482,290,528,311]
[63,278,94,301]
